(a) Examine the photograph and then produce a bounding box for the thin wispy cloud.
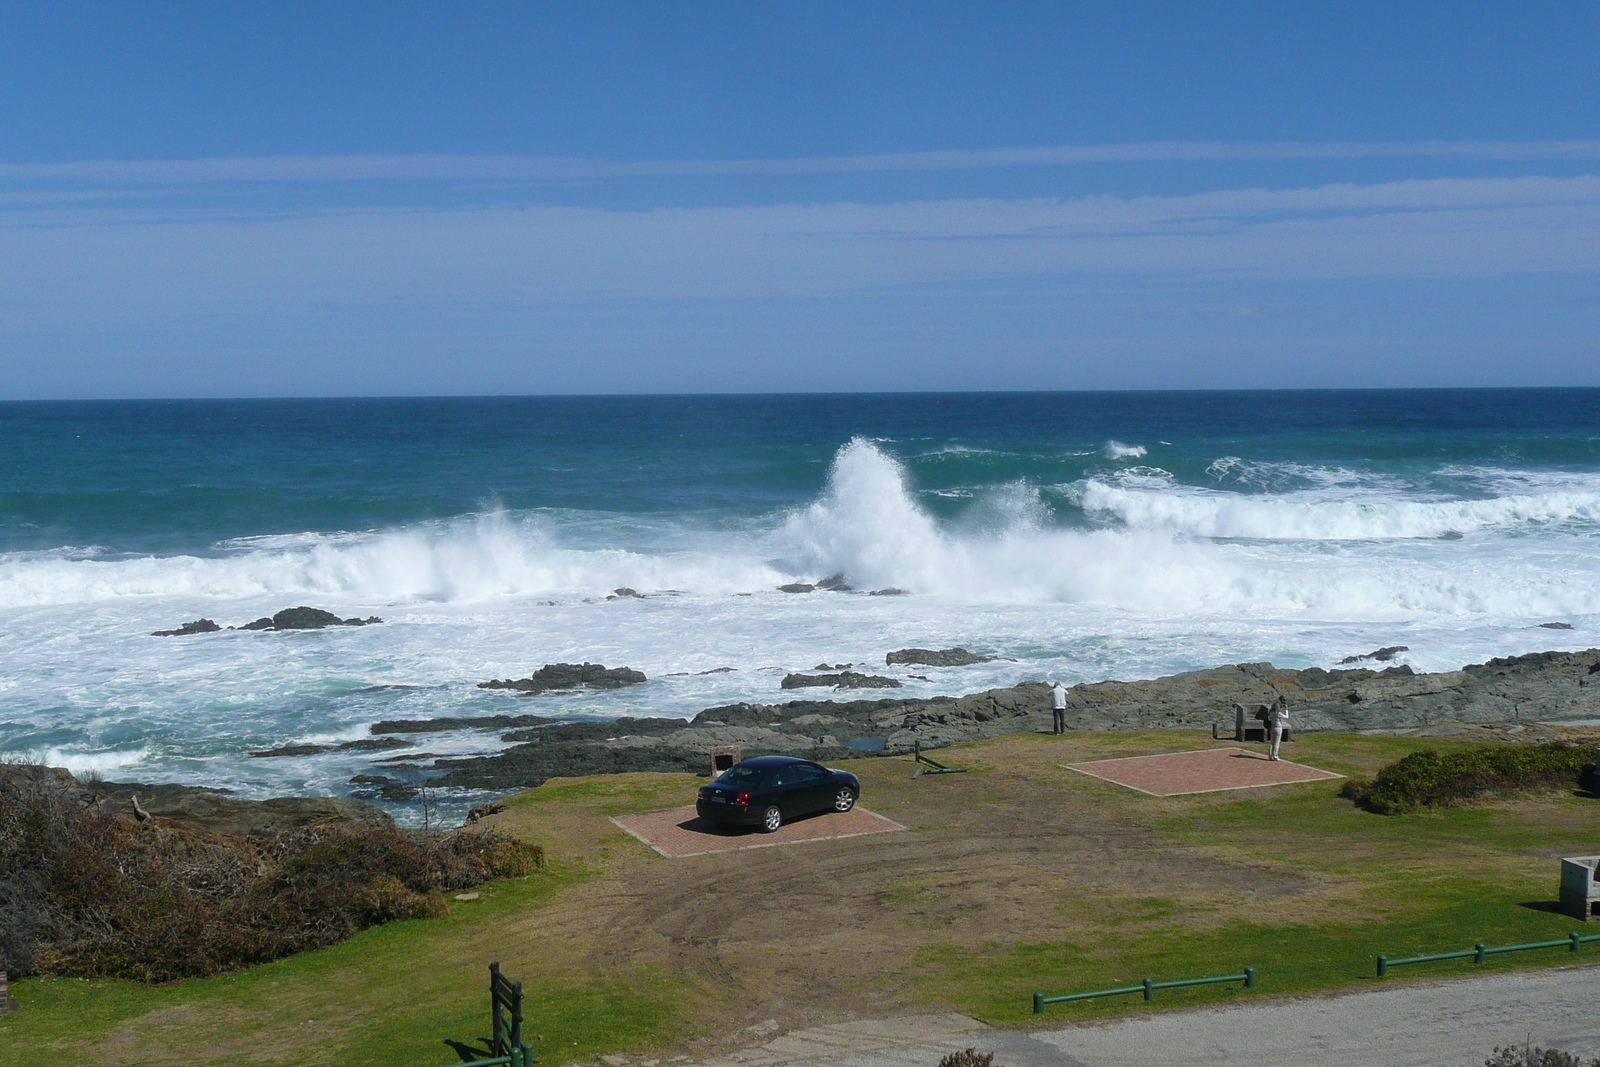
[4,140,1600,188]
[4,176,1597,322]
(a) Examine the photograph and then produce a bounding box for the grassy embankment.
[3,730,1597,1066]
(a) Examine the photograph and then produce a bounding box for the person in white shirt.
[1267,697,1289,760]
[1050,681,1068,735]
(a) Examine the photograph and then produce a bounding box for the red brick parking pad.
[610,806,907,858]
[1067,747,1344,796]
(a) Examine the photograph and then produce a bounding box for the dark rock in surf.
[151,618,221,637]
[1541,622,1575,630]
[369,714,563,735]
[868,588,909,596]
[336,737,412,752]
[886,647,995,667]
[777,583,815,594]
[233,607,382,632]
[499,716,690,743]
[782,671,902,690]
[272,606,382,629]
[815,574,853,591]
[249,744,329,758]
[1340,645,1409,664]
[252,736,414,757]
[609,588,645,599]
[478,663,647,695]
[347,775,419,801]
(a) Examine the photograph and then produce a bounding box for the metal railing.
[912,739,966,776]
[1034,967,1255,1013]
[1377,932,1600,977]
[432,1050,535,1067]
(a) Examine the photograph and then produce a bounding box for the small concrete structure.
[709,745,742,776]
[1559,855,1600,922]
[0,969,13,1015]
[1233,702,1292,744]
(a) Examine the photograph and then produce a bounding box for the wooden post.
[490,961,504,1056]
[0,970,14,1015]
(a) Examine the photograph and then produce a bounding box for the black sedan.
[695,755,860,832]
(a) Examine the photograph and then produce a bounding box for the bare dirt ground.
[477,730,1373,1063]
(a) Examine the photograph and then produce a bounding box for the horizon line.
[4,385,1599,404]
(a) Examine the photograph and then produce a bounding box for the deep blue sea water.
[4,390,1599,818]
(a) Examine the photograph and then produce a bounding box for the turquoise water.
[3,390,1599,816]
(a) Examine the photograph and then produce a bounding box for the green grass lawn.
[3,729,1596,1066]
[899,732,1600,1022]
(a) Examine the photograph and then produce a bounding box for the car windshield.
[717,765,773,786]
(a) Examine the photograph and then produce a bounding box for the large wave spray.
[3,438,1600,618]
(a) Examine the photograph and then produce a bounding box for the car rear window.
[717,765,772,786]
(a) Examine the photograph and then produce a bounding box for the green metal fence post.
[1474,942,1486,964]
[1033,992,1044,1014]
[1244,966,1256,989]
[1142,978,1153,1001]
[1376,955,1388,977]
[1572,933,1583,953]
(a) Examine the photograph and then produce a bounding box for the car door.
[792,762,834,813]
[767,763,808,813]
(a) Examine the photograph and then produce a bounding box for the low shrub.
[1485,1043,1600,1067]
[0,769,542,982]
[1341,743,1595,815]
[937,1051,996,1067]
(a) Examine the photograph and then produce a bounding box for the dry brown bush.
[0,768,542,982]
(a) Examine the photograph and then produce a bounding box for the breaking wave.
[1079,478,1600,540]
[1,439,1599,619]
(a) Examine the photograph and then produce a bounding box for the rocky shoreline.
[392,647,1600,791]
[50,647,1600,807]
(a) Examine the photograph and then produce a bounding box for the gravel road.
[716,964,1600,1067]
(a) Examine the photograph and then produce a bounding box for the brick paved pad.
[1067,747,1344,796]
[610,805,906,858]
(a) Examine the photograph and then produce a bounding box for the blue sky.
[3,2,1598,397]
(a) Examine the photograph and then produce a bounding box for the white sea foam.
[1103,440,1148,459]
[25,747,151,776]
[1079,477,1600,540]
[0,512,782,608]
[4,437,1600,811]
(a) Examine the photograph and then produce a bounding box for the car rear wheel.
[761,805,782,833]
[833,787,857,813]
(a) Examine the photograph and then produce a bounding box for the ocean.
[4,390,1599,818]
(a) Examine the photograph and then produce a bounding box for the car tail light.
[735,791,750,806]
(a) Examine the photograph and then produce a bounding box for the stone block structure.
[1560,855,1600,922]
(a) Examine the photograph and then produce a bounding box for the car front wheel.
[761,805,782,833]
[833,787,857,813]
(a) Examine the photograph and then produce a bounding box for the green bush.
[1341,743,1595,815]
[937,1051,995,1067]
[1485,1043,1600,1067]
[0,769,543,982]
